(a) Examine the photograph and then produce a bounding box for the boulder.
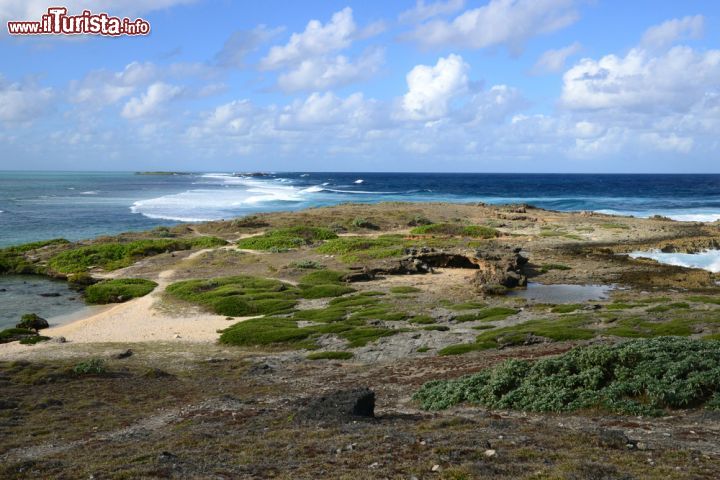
[16,313,49,332]
[298,388,375,422]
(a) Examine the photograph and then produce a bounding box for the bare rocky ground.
[2,202,720,479]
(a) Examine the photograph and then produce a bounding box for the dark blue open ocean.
[2,171,720,247]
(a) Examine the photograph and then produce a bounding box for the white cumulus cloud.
[398,0,465,24]
[0,75,54,124]
[260,7,357,70]
[121,82,182,119]
[401,54,469,120]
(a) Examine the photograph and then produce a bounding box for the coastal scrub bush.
[73,359,106,375]
[410,223,498,239]
[0,238,69,274]
[84,278,158,304]
[48,237,226,273]
[447,301,487,311]
[415,337,720,416]
[166,276,299,316]
[300,284,356,299]
[236,227,337,250]
[350,217,378,229]
[297,270,355,298]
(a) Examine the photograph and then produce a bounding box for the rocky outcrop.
[297,388,375,422]
[344,246,528,295]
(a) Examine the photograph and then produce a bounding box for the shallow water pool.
[0,275,94,330]
[507,282,614,303]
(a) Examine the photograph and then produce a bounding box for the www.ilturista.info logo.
[7,7,151,36]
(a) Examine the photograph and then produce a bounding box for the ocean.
[2,171,720,247]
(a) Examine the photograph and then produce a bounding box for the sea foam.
[629,250,720,273]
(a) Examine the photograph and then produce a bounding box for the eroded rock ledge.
[343,246,528,294]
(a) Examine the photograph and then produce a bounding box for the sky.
[0,0,719,173]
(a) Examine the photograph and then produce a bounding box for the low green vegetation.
[605,317,697,337]
[415,337,720,416]
[48,237,226,274]
[236,227,337,250]
[646,302,691,313]
[316,235,407,263]
[687,296,720,305]
[390,286,421,294]
[539,263,571,273]
[410,223,498,239]
[454,307,519,323]
[409,314,436,324]
[297,270,355,299]
[307,351,354,360]
[0,238,70,274]
[350,217,378,230]
[219,290,405,349]
[19,335,51,345]
[84,278,158,304]
[441,315,595,355]
[447,301,487,311]
[606,302,642,310]
[551,304,582,314]
[0,328,37,344]
[166,276,300,316]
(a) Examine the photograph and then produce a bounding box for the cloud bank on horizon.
[0,0,719,172]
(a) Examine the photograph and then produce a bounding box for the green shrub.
[220,317,314,347]
[67,272,97,290]
[351,217,378,229]
[410,223,498,239]
[438,342,493,356]
[687,296,720,305]
[236,227,337,250]
[415,337,720,415]
[48,237,226,273]
[307,351,354,360]
[73,359,107,375]
[84,278,158,304]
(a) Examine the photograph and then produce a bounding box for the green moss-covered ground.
[84,278,158,304]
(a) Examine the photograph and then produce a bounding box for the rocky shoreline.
[2,201,720,478]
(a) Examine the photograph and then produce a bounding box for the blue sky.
[1,0,719,172]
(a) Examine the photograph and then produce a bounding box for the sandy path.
[5,248,254,349]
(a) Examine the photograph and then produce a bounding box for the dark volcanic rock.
[16,313,49,332]
[298,388,375,422]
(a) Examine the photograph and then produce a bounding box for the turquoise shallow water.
[0,275,94,330]
[3,171,720,247]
